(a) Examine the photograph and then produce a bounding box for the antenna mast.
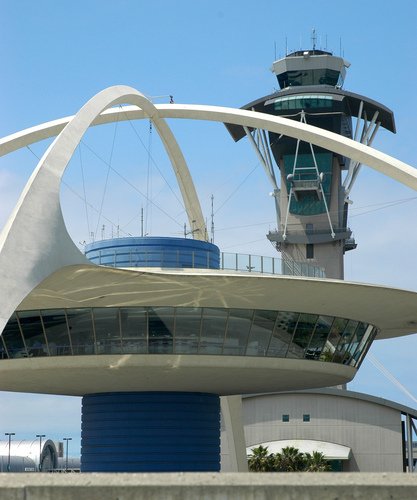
[210,194,215,243]
[311,28,317,50]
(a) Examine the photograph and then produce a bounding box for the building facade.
[221,389,416,472]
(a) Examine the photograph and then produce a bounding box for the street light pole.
[36,434,45,471]
[4,432,15,472]
[63,437,72,472]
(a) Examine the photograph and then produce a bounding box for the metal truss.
[343,101,381,198]
[243,125,281,226]
[282,111,335,240]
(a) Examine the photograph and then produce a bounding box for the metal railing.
[87,249,325,278]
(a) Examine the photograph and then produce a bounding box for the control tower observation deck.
[227,49,396,279]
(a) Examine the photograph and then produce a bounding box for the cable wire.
[368,353,417,405]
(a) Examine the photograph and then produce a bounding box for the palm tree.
[304,451,331,472]
[274,446,306,472]
[247,445,274,472]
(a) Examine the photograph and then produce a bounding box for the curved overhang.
[228,85,396,140]
[15,264,417,340]
[247,439,351,461]
[0,354,353,397]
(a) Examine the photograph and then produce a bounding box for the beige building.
[221,388,417,472]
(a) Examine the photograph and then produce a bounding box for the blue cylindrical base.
[85,236,220,269]
[81,392,220,472]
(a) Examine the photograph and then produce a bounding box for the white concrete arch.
[1,104,417,192]
[0,86,206,335]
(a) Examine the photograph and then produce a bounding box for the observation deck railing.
[89,249,325,278]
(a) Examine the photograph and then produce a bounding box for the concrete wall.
[1,473,417,500]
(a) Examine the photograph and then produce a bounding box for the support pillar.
[81,392,220,472]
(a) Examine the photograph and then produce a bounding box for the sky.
[0,0,417,456]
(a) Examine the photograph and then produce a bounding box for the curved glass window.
[278,69,340,88]
[0,307,377,368]
[273,94,334,111]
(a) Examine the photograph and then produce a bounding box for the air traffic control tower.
[227,48,395,278]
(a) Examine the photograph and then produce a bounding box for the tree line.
[248,445,331,472]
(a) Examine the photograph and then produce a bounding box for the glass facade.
[273,94,334,112]
[277,69,341,88]
[0,307,376,368]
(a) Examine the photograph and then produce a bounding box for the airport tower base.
[81,392,220,472]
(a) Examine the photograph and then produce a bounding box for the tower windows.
[306,244,314,259]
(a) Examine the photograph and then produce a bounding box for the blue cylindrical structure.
[81,392,220,472]
[85,236,220,269]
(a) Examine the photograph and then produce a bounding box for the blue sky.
[0,0,417,455]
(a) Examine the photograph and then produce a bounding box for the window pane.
[324,318,348,361]
[93,308,121,354]
[223,309,253,355]
[267,311,298,357]
[174,308,201,354]
[246,310,276,356]
[148,307,174,354]
[305,316,333,360]
[199,308,227,354]
[2,313,26,358]
[66,308,94,355]
[333,320,359,363]
[120,307,147,354]
[18,310,47,357]
[288,314,318,358]
[41,309,71,356]
[346,322,366,356]
[352,325,376,367]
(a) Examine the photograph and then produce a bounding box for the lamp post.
[63,437,72,472]
[4,433,15,472]
[36,434,45,471]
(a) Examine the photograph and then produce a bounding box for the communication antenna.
[210,194,215,243]
[311,28,317,50]
[101,224,105,240]
[274,41,277,60]
[285,36,288,56]
[141,207,144,237]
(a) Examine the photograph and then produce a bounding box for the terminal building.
[221,389,417,472]
[0,46,416,472]
[0,439,63,472]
